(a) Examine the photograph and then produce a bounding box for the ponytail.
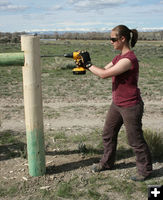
[112,25,138,48]
[130,29,138,48]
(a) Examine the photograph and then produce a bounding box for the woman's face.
[110,31,123,50]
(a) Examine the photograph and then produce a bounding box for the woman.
[80,25,152,181]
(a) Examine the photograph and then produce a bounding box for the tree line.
[0,31,163,43]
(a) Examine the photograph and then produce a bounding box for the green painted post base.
[27,129,46,176]
[0,52,24,66]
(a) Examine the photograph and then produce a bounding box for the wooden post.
[21,35,46,176]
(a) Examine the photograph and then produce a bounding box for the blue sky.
[0,0,163,32]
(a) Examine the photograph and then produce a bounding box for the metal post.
[21,35,46,176]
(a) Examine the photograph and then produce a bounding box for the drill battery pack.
[72,67,86,75]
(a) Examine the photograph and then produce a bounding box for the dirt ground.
[1,96,163,134]
[0,95,163,200]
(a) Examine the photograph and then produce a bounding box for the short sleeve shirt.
[112,51,141,107]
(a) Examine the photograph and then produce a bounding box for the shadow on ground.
[46,147,136,175]
[0,130,26,161]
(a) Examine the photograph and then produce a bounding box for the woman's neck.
[121,45,131,55]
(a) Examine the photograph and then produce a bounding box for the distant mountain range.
[26,28,163,35]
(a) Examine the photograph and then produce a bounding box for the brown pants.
[100,101,152,177]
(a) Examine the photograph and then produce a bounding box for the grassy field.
[0,39,163,200]
[0,40,163,100]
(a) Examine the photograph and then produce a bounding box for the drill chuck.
[64,53,73,58]
[64,51,86,75]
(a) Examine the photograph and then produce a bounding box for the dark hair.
[112,25,138,48]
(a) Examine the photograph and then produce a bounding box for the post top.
[21,34,40,51]
[21,34,39,38]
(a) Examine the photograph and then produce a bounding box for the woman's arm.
[89,58,132,79]
[104,61,114,69]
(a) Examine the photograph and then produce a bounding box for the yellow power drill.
[64,51,86,75]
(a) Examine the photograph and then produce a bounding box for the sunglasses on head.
[110,38,119,42]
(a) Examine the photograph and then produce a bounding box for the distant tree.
[11,32,20,43]
[54,32,59,40]
[160,31,163,40]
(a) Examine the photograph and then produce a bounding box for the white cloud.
[68,0,125,3]
[141,27,163,31]
[0,0,9,6]
[50,5,63,11]
[53,21,115,28]
[67,0,126,11]
[0,1,28,11]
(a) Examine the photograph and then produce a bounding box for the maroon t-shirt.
[112,51,141,107]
